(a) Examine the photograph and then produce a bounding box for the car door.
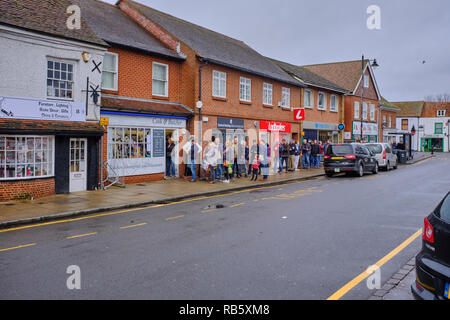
[385,145,396,166]
[361,145,375,170]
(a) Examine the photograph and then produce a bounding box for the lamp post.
[360,55,379,143]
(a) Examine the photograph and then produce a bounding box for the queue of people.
[170,136,333,183]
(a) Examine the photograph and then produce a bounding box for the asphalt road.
[1,153,449,300]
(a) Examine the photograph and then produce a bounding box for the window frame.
[281,87,291,109]
[401,119,409,131]
[304,89,314,109]
[239,76,252,102]
[362,102,368,120]
[437,110,446,117]
[363,75,369,88]
[108,127,153,160]
[317,92,327,111]
[435,122,444,134]
[354,101,360,119]
[46,58,75,101]
[152,62,169,97]
[369,104,375,121]
[0,135,55,181]
[330,94,338,112]
[101,52,119,91]
[263,82,273,106]
[212,70,227,99]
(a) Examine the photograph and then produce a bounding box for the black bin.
[397,150,407,164]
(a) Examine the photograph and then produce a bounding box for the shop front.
[421,136,444,152]
[352,121,378,142]
[0,96,103,201]
[302,121,339,143]
[212,117,247,147]
[259,121,292,146]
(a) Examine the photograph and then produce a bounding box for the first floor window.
[318,92,326,110]
[239,77,251,102]
[108,127,152,159]
[304,90,313,109]
[47,59,74,99]
[281,87,290,108]
[389,116,392,128]
[369,104,375,121]
[354,101,360,119]
[0,136,54,179]
[263,83,273,105]
[213,70,227,98]
[102,52,118,91]
[330,95,338,112]
[152,62,169,97]
[435,123,444,134]
[362,102,368,120]
[401,119,408,130]
[383,115,387,126]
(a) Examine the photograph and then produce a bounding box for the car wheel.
[372,162,379,174]
[357,162,364,177]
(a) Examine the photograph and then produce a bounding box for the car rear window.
[326,145,353,156]
[367,144,383,154]
[438,193,450,223]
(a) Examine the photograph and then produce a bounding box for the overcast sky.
[103,0,450,102]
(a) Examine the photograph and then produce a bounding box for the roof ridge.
[124,0,247,45]
[302,60,369,67]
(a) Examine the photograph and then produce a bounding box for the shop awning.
[0,119,104,136]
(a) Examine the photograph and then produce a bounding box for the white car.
[365,143,398,171]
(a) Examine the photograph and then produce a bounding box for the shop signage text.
[0,95,85,122]
[217,117,245,130]
[260,121,291,133]
[293,108,305,121]
[352,121,378,136]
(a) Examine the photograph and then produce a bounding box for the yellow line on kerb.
[327,228,422,300]
[0,243,36,252]
[66,232,97,240]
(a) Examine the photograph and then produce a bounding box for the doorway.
[69,138,87,192]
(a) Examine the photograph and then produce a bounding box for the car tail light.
[383,150,386,160]
[344,154,356,159]
[324,155,330,160]
[422,217,434,243]
[415,281,424,292]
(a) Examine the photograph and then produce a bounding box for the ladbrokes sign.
[260,121,291,133]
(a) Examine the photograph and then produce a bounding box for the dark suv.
[412,192,450,300]
[323,143,378,177]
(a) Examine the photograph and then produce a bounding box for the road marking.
[66,232,98,240]
[120,222,147,229]
[201,209,217,213]
[0,242,36,253]
[327,228,422,300]
[165,215,184,221]
[0,177,324,234]
[230,203,245,208]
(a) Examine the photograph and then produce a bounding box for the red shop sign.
[260,121,291,132]
[293,108,305,121]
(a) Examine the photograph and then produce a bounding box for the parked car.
[323,143,378,177]
[365,143,398,171]
[411,191,450,300]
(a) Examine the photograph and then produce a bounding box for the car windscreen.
[366,144,383,154]
[438,193,450,223]
[326,145,353,156]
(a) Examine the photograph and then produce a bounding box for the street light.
[360,55,379,143]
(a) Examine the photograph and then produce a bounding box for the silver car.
[365,143,398,171]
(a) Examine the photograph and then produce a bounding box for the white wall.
[395,117,420,150]
[0,25,106,121]
[419,117,450,152]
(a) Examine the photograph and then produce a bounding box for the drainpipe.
[198,58,208,144]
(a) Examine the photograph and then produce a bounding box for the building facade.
[419,102,450,152]
[0,0,107,201]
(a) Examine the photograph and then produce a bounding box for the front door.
[69,138,87,193]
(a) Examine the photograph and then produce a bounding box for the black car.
[323,143,378,177]
[411,191,450,300]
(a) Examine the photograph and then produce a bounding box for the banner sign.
[217,117,245,129]
[352,121,378,136]
[260,121,291,133]
[0,95,85,122]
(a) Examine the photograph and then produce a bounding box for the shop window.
[47,59,74,99]
[102,52,118,91]
[0,136,53,180]
[108,127,152,160]
[152,62,169,97]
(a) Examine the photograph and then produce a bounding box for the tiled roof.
[380,97,400,111]
[0,0,107,46]
[391,101,425,117]
[70,0,183,60]
[0,119,104,135]
[269,58,348,93]
[303,60,369,92]
[101,96,194,117]
[123,0,303,87]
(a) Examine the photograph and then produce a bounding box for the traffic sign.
[293,108,305,121]
[338,123,345,131]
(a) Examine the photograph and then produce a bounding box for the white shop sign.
[352,121,378,136]
[0,96,85,121]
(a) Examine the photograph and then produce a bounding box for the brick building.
[116,0,307,177]
[303,60,383,142]
[73,0,193,185]
[269,59,348,143]
[0,0,107,201]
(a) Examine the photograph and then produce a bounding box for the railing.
[101,161,124,190]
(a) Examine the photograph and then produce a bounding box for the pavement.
[0,167,325,228]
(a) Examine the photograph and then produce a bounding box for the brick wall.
[303,87,341,125]
[0,178,55,201]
